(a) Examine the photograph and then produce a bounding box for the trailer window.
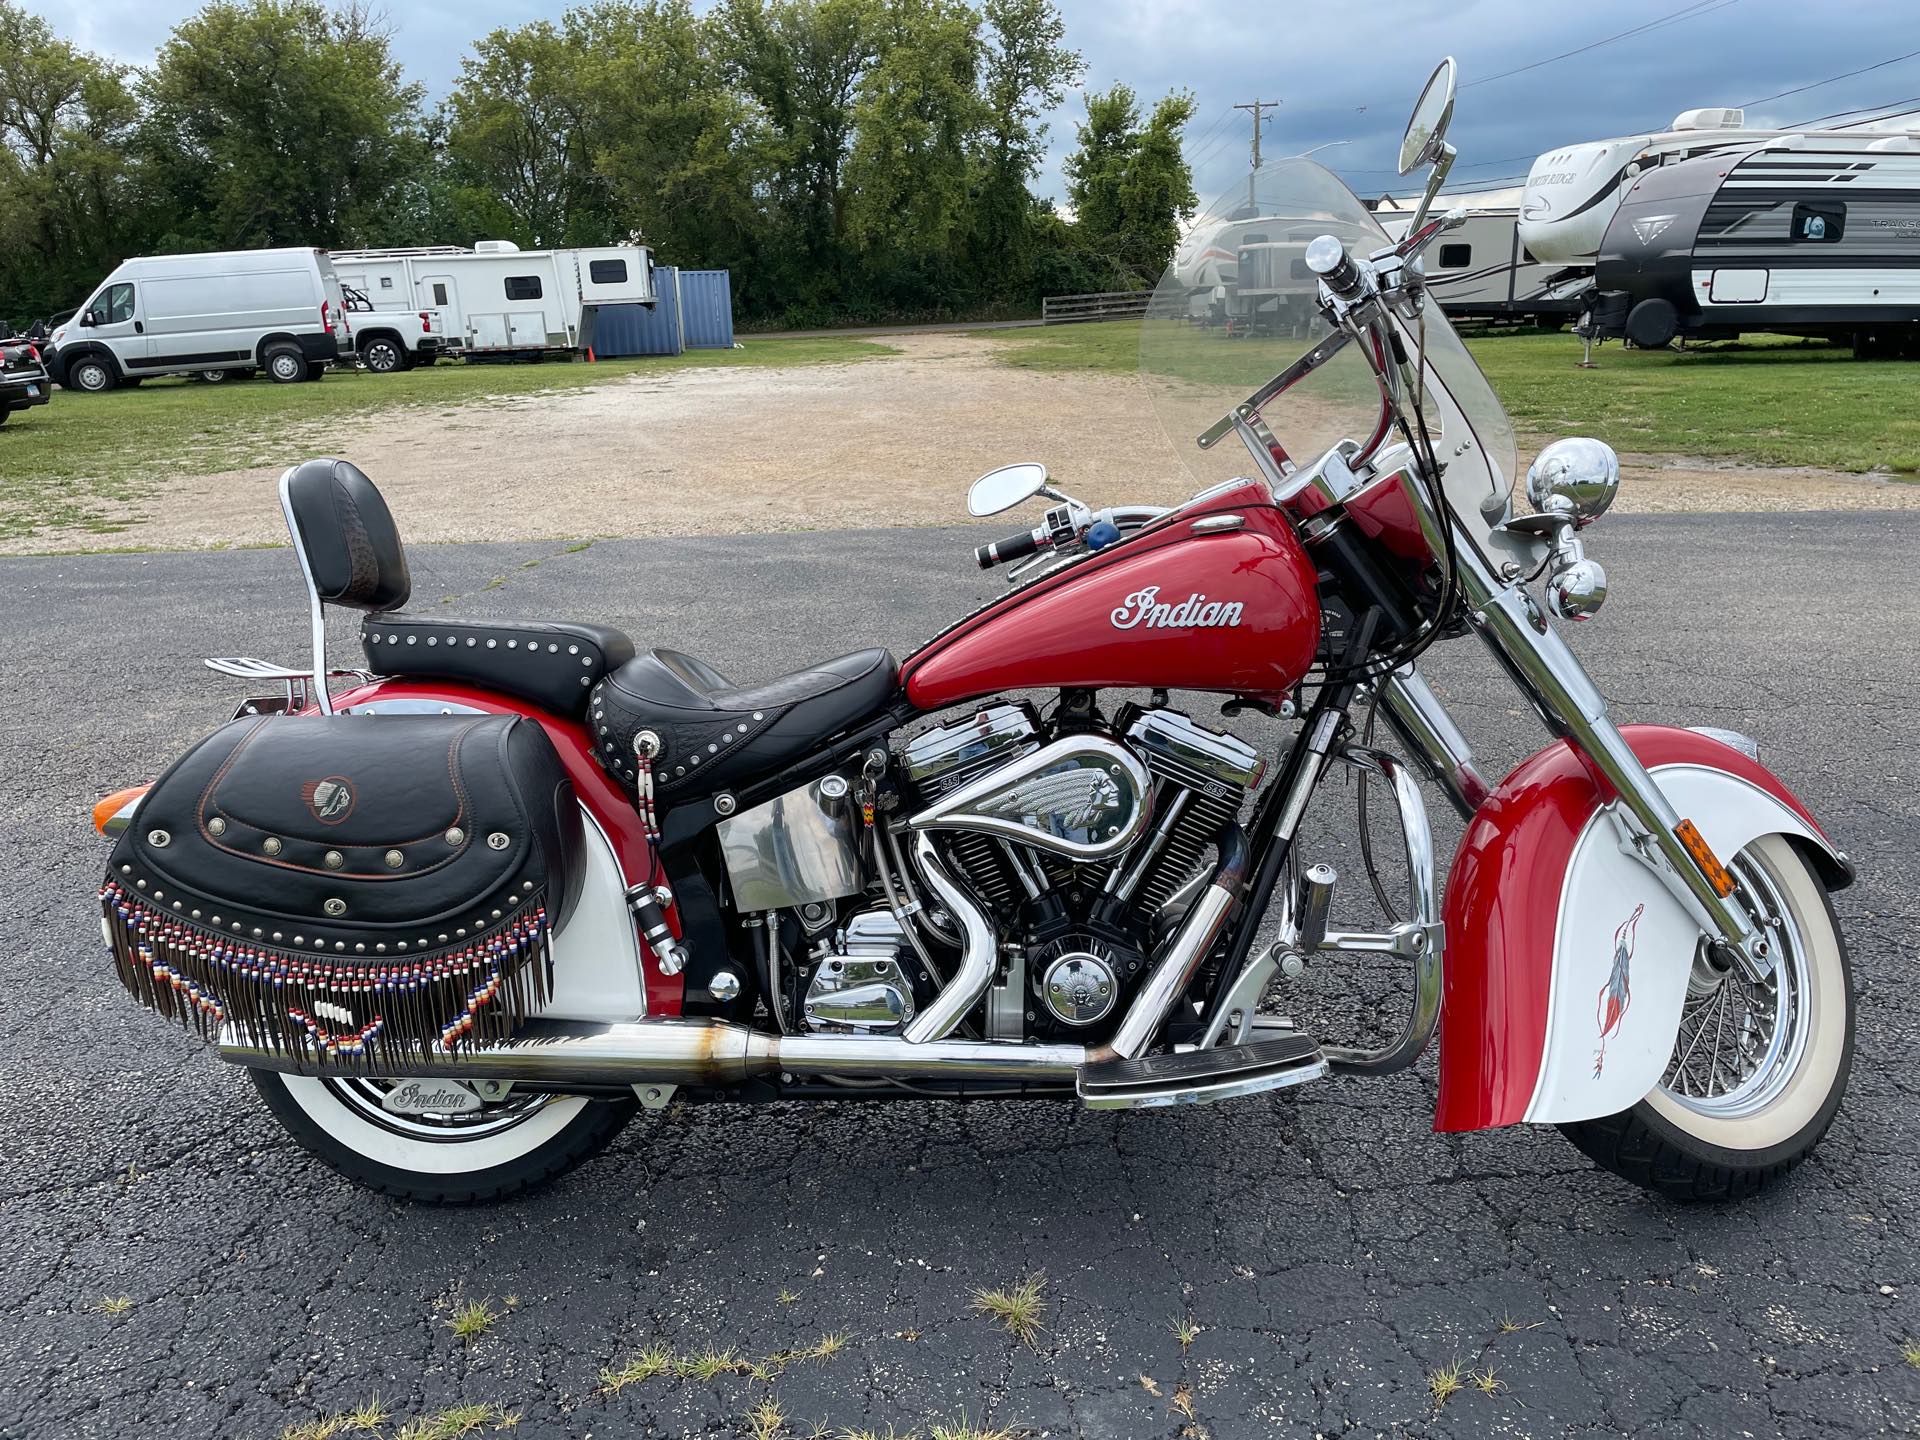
[431,283,449,306]
[1438,243,1472,269]
[1792,201,1844,243]
[504,275,544,300]
[588,259,628,285]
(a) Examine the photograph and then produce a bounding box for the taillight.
[419,310,432,332]
[28,345,38,363]
[322,298,332,333]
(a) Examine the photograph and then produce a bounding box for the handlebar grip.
[975,527,1044,569]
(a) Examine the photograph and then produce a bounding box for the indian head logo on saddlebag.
[1110,586,1244,631]
[301,776,356,824]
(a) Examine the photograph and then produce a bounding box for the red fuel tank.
[903,479,1322,711]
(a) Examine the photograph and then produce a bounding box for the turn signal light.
[93,785,150,837]
[1675,819,1736,898]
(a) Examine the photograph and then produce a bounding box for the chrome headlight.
[1527,437,1620,525]
[1546,558,1608,622]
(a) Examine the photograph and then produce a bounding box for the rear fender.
[1435,724,1845,1133]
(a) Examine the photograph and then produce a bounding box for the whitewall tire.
[251,1069,634,1204]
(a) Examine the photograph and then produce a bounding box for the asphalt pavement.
[2,512,1917,1439]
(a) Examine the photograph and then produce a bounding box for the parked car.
[0,338,52,426]
[47,247,348,392]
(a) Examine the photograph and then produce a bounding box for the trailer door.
[418,273,457,347]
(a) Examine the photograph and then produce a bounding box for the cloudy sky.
[37,0,1920,210]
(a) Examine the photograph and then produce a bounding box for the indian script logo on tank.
[1109,586,1244,632]
[301,775,356,824]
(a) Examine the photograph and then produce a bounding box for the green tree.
[970,0,1080,297]
[842,0,988,308]
[0,6,146,320]
[713,0,879,271]
[443,18,608,247]
[1063,82,1195,287]
[139,0,426,250]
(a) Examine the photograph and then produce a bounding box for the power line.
[1793,93,1920,128]
[1462,0,1741,90]
[1738,48,1920,109]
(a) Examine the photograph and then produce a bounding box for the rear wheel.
[1559,835,1853,1201]
[197,369,231,384]
[361,336,406,373]
[263,342,306,383]
[249,1069,635,1203]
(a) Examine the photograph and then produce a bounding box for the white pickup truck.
[338,286,444,373]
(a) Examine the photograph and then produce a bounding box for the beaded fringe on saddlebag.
[98,713,583,1065]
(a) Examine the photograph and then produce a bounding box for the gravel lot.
[2,511,1917,1438]
[9,333,1915,555]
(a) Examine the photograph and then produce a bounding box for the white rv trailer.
[1373,202,1584,322]
[329,242,655,361]
[1518,107,1920,268]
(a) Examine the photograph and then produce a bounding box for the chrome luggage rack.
[205,657,373,717]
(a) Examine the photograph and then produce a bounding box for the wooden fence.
[1041,290,1152,325]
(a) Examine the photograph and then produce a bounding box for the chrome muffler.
[219,1019,1088,1085]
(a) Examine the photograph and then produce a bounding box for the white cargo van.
[331,242,654,365]
[48,248,347,393]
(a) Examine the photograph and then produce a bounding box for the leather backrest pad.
[284,458,411,613]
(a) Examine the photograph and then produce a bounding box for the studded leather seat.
[361,616,635,719]
[589,647,898,801]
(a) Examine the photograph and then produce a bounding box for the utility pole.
[1233,97,1278,208]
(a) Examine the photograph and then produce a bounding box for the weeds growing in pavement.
[94,1295,133,1316]
[1904,1338,1920,1369]
[745,1397,789,1440]
[1472,1365,1506,1395]
[1169,1314,1200,1350]
[969,1273,1046,1348]
[1427,1361,1465,1409]
[392,1403,518,1440]
[600,1344,674,1393]
[927,1415,1022,1440]
[446,1299,502,1343]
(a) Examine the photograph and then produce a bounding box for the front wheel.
[1559,834,1853,1201]
[249,1069,635,1203]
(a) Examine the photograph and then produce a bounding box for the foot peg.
[1077,1033,1329,1110]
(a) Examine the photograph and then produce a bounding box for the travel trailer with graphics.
[1585,139,1920,353]
[1373,204,1583,323]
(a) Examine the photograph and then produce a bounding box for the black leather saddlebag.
[99,714,583,1063]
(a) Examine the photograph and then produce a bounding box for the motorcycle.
[92,59,1854,1204]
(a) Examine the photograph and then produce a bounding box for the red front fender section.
[1433,724,1842,1134]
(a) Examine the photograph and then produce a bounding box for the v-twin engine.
[889,701,1264,1041]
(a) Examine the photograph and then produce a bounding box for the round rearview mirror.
[967,462,1049,517]
[1527,437,1621,524]
[1399,57,1458,176]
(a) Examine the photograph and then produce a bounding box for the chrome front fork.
[1387,534,1772,982]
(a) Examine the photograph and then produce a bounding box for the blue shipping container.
[676,270,736,349]
[588,266,682,357]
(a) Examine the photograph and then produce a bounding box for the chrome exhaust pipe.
[1105,825,1249,1059]
[901,833,995,1043]
[218,1018,1087,1086]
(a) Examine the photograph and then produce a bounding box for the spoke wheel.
[1657,854,1809,1119]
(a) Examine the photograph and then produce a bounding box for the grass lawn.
[0,335,893,544]
[979,321,1919,474]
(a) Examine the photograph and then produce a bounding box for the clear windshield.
[1142,159,1517,502]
